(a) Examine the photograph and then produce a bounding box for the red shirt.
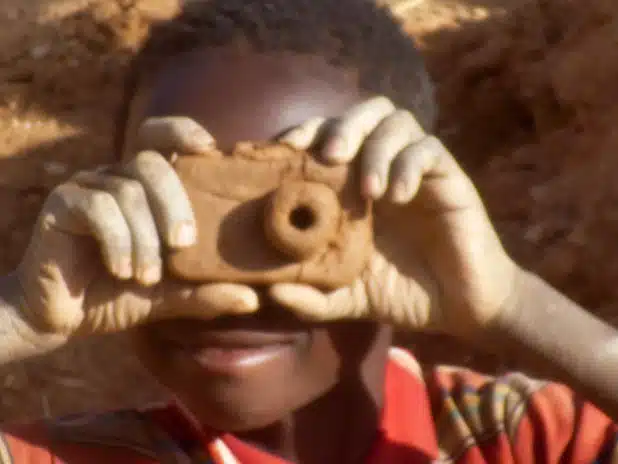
[1,348,617,463]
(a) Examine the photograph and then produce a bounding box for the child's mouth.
[187,341,297,374]
[151,319,308,376]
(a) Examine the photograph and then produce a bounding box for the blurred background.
[2,0,618,423]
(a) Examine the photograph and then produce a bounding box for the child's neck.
[236,374,384,464]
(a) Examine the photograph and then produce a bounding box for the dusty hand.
[270,97,519,340]
[16,117,258,336]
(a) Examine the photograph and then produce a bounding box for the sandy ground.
[2,0,618,422]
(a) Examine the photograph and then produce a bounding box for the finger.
[269,282,367,322]
[136,116,215,155]
[322,96,396,163]
[155,283,260,321]
[45,183,133,280]
[361,110,426,199]
[119,150,196,249]
[79,282,259,333]
[388,136,441,205]
[72,171,162,286]
[269,284,330,321]
[277,117,327,151]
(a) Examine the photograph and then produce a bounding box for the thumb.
[153,282,260,321]
[78,281,259,334]
[269,281,369,322]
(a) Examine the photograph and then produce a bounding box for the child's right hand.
[14,117,259,336]
[271,97,519,342]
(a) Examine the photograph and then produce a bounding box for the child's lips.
[154,326,306,375]
[158,327,305,347]
[189,343,296,374]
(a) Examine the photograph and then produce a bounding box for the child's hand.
[271,97,520,340]
[16,117,259,336]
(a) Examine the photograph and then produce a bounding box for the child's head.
[118,0,436,155]
[123,0,435,433]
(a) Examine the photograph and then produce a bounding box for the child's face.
[124,46,391,432]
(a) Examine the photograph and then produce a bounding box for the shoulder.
[0,405,182,464]
[389,347,618,463]
[424,363,548,458]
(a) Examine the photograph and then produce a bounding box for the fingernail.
[192,130,215,153]
[279,129,302,148]
[232,302,258,314]
[171,221,196,247]
[115,257,132,280]
[324,136,347,161]
[392,181,410,204]
[364,174,382,199]
[139,265,161,286]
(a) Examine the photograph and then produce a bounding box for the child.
[1,0,618,463]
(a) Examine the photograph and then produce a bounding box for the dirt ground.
[2,0,618,423]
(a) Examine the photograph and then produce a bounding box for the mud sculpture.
[167,142,373,289]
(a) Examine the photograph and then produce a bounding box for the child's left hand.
[270,96,521,341]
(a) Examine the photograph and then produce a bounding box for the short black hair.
[116,0,437,153]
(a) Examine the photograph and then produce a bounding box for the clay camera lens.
[265,181,340,260]
[289,204,317,231]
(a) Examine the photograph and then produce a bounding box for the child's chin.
[175,387,300,432]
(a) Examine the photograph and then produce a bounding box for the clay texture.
[167,142,373,288]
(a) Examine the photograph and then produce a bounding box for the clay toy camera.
[166,142,373,289]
